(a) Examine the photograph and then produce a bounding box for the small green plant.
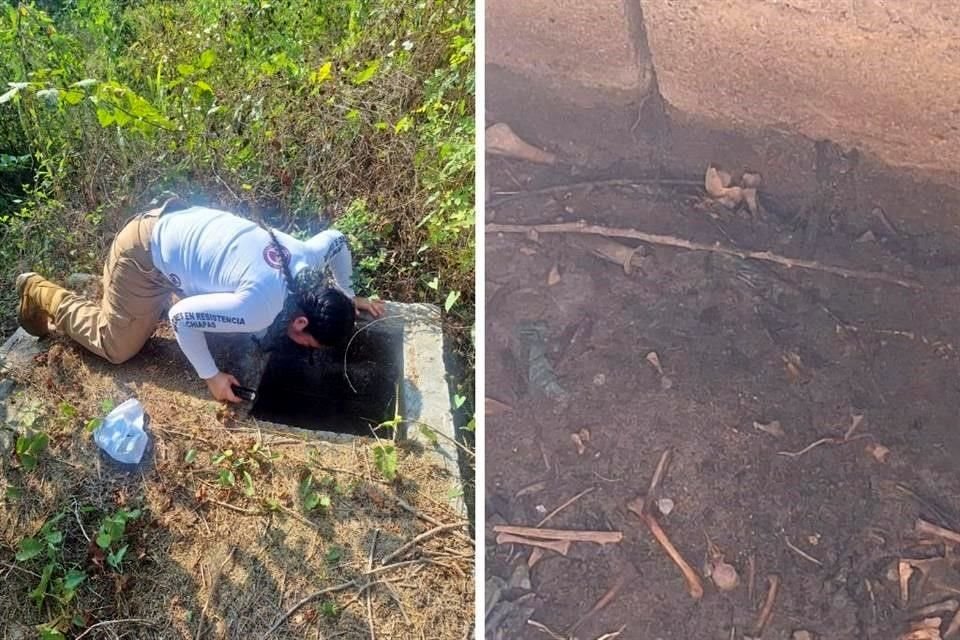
[95,508,140,572]
[320,600,338,619]
[15,430,48,471]
[371,443,397,482]
[324,547,342,565]
[212,446,269,496]
[84,398,116,433]
[16,511,86,615]
[298,473,332,513]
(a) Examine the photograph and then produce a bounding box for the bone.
[496,533,571,556]
[916,520,960,546]
[486,123,557,164]
[627,498,704,600]
[752,574,781,637]
[493,525,622,545]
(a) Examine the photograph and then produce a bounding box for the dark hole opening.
[251,329,401,435]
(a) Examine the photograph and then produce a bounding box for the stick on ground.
[380,522,467,565]
[486,222,925,290]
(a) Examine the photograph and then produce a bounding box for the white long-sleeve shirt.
[149,206,355,379]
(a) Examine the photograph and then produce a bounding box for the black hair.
[265,227,355,347]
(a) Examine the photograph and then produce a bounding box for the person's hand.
[205,371,241,403]
[354,297,385,318]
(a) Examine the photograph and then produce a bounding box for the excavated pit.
[250,329,401,435]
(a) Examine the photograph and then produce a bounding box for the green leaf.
[218,469,235,487]
[63,90,84,105]
[62,569,86,590]
[39,627,65,640]
[444,290,460,312]
[184,449,197,464]
[107,544,128,570]
[309,61,333,85]
[15,537,44,561]
[44,529,63,547]
[100,398,115,413]
[59,402,77,417]
[463,417,476,432]
[372,444,397,482]
[303,491,320,511]
[426,276,439,290]
[30,562,54,608]
[194,80,213,94]
[351,60,380,85]
[418,424,438,445]
[318,494,331,509]
[5,485,23,501]
[199,49,216,69]
[84,418,102,433]
[95,108,115,127]
[324,547,342,565]
[95,530,112,549]
[176,63,195,77]
[71,79,97,89]
[242,471,254,497]
[453,394,466,409]
[394,115,413,134]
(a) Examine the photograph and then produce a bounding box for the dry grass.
[0,336,473,639]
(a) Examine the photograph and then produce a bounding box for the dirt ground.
[485,75,960,639]
[0,330,473,639]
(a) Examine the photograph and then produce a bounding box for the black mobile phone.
[231,385,257,402]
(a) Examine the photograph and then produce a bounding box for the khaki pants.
[54,211,177,364]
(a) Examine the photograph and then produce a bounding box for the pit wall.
[486,0,960,196]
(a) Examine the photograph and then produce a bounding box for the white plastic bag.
[93,398,148,464]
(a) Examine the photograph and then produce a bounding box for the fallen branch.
[496,533,572,556]
[261,559,424,638]
[752,574,781,637]
[381,522,468,564]
[493,525,622,544]
[486,222,924,290]
[627,498,704,600]
[916,519,960,546]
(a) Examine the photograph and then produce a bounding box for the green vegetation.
[0,0,475,337]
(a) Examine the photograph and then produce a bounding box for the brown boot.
[16,273,69,337]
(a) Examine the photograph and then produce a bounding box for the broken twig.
[380,522,467,565]
[536,487,595,527]
[486,222,924,289]
[784,536,823,567]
